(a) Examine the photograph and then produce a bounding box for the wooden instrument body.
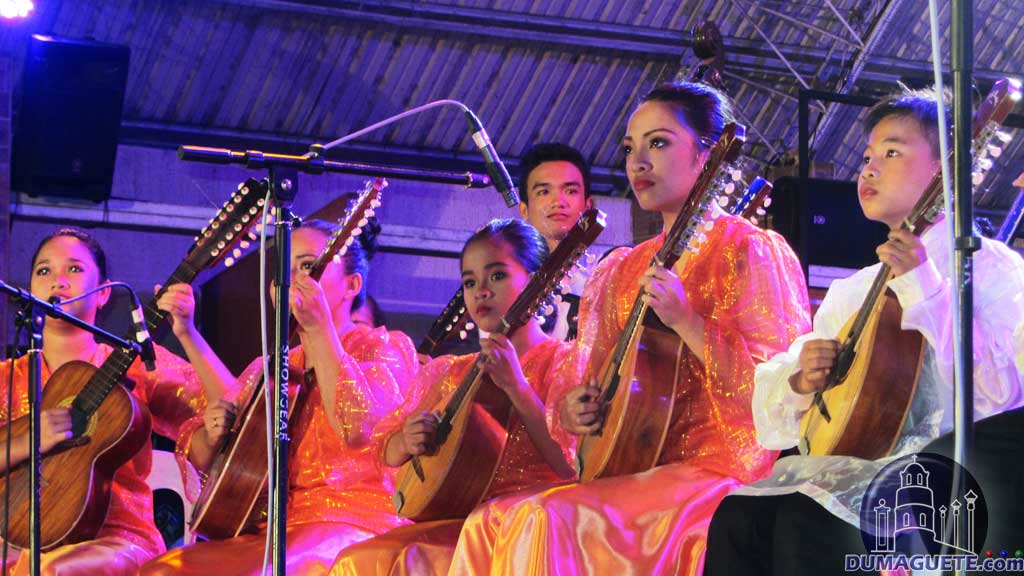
[800,291,924,459]
[392,374,514,521]
[577,322,683,482]
[189,375,281,539]
[192,178,385,539]
[796,78,1022,459]
[394,208,607,520]
[0,360,152,550]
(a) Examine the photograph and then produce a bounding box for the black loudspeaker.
[767,177,890,276]
[11,35,130,202]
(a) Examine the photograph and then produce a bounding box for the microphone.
[464,110,521,208]
[131,299,157,372]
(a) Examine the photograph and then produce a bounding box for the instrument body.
[577,124,746,482]
[0,362,150,550]
[394,209,606,521]
[799,79,1020,458]
[0,179,265,549]
[191,179,385,539]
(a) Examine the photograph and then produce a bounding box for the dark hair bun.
[357,216,382,261]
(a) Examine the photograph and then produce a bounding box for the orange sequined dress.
[0,344,207,576]
[139,325,418,576]
[450,215,812,576]
[330,338,577,576]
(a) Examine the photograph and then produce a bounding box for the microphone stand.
[0,281,141,576]
[950,1,975,574]
[178,147,489,576]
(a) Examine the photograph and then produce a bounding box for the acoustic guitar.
[0,180,266,550]
[799,78,1021,458]
[576,123,747,482]
[189,178,385,539]
[393,208,606,521]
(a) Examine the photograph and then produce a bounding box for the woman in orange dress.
[449,81,811,576]
[139,219,418,575]
[1,228,231,576]
[330,218,578,576]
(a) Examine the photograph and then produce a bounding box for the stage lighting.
[0,0,33,19]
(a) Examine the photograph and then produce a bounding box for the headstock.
[658,122,747,267]
[726,176,773,226]
[502,208,607,332]
[189,178,268,271]
[311,178,387,281]
[909,78,1022,232]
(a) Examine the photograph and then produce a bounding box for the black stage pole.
[951,0,975,474]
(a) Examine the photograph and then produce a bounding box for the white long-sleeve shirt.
[735,221,1024,527]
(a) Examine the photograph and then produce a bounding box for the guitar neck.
[75,258,208,418]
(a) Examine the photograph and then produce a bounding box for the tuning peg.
[717,196,730,207]
[763,197,772,207]
[247,231,258,241]
[257,198,267,207]
[345,236,355,246]
[233,193,242,204]
[225,257,236,267]
[365,209,376,218]
[729,168,743,181]
[986,144,1003,158]
[232,248,242,259]
[995,130,1013,144]
[211,248,221,258]
[459,329,468,340]
[724,182,736,195]
[358,218,368,227]
[558,280,570,293]
[585,251,597,265]
[465,321,475,330]
[972,171,985,186]
[340,245,349,256]
[333,253,342,264]
[756,207,767,216]
[704,219,715,231]
[371,199,382,208]
[216,240,226,250]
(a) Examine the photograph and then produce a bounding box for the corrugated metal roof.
[2,0,1022,225]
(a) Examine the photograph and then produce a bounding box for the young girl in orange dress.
[138,219,419,576]
[330,218,578,576]
[448,81,811,575]
[1,228,232,576]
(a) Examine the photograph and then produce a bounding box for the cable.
[309,99,471,155]
[258,187,274,576]
[53,281,135,307]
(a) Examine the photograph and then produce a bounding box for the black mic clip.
[463,110,521,208]
[130,301,157,372]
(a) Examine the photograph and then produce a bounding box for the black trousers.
[923,405,1024,553]
[704,406,1024,575]
[704,491,873,576]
